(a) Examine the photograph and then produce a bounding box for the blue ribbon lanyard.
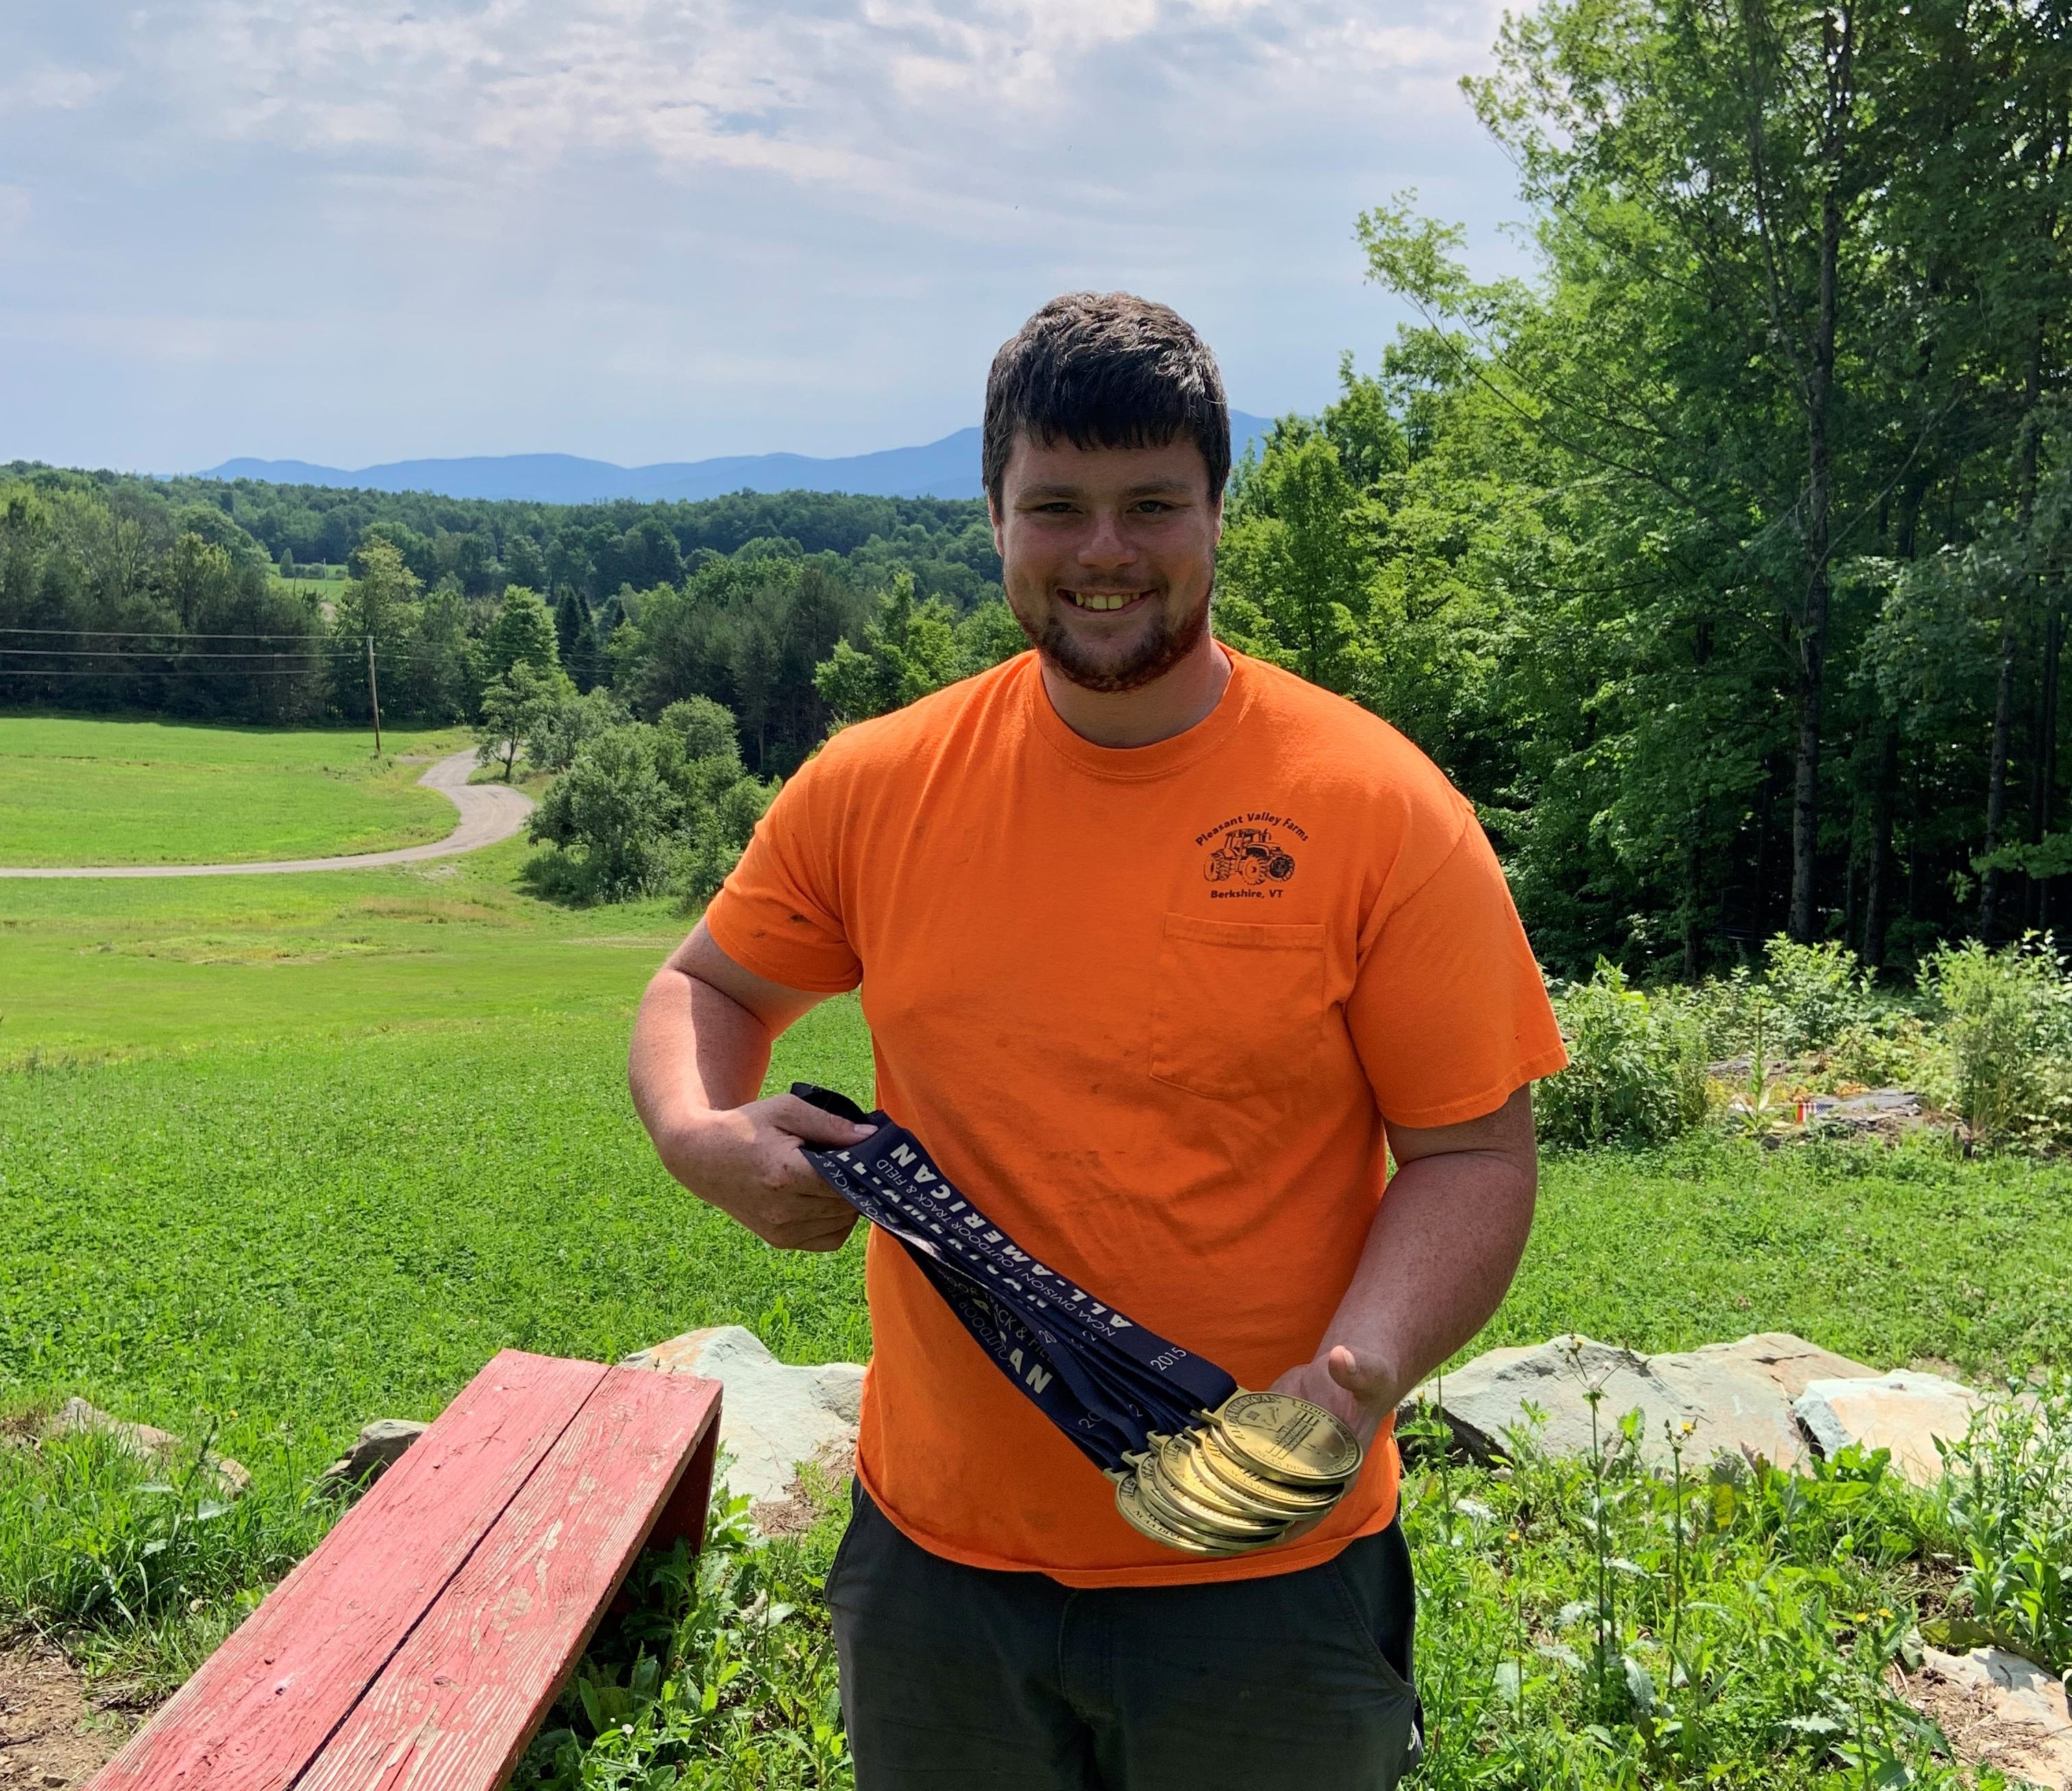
[793,1084,1237,1475]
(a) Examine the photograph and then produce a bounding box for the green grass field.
[3,834,2066,1473]
[0,716,465,868]
[4,724,2066,1787]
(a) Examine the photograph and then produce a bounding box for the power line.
[0,626,341,642]
[0,647,336,662]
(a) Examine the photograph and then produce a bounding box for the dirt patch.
[750,1442,855,1537]
[1892,1656,2072,1788]
[0,1641,127,1788]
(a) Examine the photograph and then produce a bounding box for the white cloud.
[0,0,1527,469]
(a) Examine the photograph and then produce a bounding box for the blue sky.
[1,1,1527,473]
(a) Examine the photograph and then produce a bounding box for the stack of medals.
[1112,1389,1363,1558]
[791,1085,1364,1559]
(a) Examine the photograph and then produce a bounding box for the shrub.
[526,700,778,906]
[1927,1376,2072,1672]
[1688,937,1878,1063]
[1538,963,1710,1149]
[1920,935,2072,1147]
[1760,937,1877,1054]
[526,725,679,901]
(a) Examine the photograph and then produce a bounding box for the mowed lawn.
[2,824,2067,1484]
[0,715,467,867]
[0,837,687,1061]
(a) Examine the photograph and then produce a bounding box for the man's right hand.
[653,1090,876,1252]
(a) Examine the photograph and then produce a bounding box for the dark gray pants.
[827,1484,1422,1790]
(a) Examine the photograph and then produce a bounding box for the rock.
[1401,1333,1882,1473]
[47,1397,249,1495]
[622,1326,865,1507]
[1899,1646,2072,1789]
[1685,1331,1882,1400]
[319,1418,429,1493]
[1794,1370,1986,1485]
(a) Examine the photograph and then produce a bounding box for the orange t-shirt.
[704,649,1566,1586]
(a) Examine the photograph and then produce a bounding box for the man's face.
[990,434,1222,695]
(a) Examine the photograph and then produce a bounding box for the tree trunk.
[1862,721,1899,969]
[1790,170,1842,943]
[1683,827,1704,980]
[2030,604,2064,930]
[1980,605,2021,941]
[1984,323,2051,940]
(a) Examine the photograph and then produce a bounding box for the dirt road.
[0,748,533,880]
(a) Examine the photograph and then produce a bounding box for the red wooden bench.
[87,1350,722,1791]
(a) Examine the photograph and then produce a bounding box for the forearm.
[626,933,870,1252]
[1316,1147,1536,1407]
[628,965,774,1141]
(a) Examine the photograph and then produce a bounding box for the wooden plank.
[89,1351,608,1791]
[648,1413,720,1554]
[295,1367,722,1791]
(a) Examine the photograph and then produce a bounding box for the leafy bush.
[526,698,777,905]
[1688,936,1879,1063]
[1760,937,1878,1054]
[1928,1378,2072,1672]
[1920,935,2072,1147]
[1538,963,1710,1149]
[527,726,680,901]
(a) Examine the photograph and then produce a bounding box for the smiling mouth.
[1061,590,1151,613]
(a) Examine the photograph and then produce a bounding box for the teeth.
[1068,593,1138,612]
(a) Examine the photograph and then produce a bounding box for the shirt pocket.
[1148,913,1328,1102]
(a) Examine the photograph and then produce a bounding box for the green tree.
[485,586,560,682]
[526,724,678,901]
[477,659,574,782]
[813,572,959,725]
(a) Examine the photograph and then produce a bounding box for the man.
[628,293,1567,1790]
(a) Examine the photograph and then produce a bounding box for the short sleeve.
[702,755,863,994]
[1346,816,1567,1128]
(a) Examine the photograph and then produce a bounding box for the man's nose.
[1076,510,1136,568]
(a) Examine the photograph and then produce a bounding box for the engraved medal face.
[1113,1471,1249,1557]
[1153,1434,1285,1523]
[1138,1459,1287,1543]
[1211,1391,1364,1486]
[1193,1426,1342,1512]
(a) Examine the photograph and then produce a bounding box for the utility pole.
[365,634,383,756]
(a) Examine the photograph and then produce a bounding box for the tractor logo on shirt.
[1203,826,1297,886]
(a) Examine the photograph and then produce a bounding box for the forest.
[5,0,2071,979]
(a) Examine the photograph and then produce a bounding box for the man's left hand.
[1268,1345,1403,1453]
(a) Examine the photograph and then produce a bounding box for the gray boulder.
[1402,1332,1881,1472]
[622,1325,865,1507]
[1794,1370,1986,1486]
[319,1418,430,1494]
[48,1396,249,1494]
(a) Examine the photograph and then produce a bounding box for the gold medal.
[1154,1433,1309,1524]
[1208,1391,1364,1487]
[1113,1470,1250,1556]
[1194,1426,1344,1512]
[1137,1459,1288,1543]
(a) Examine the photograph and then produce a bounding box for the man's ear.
[988,493,1005,558]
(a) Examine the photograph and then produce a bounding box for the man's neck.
[1037,635,1233,749]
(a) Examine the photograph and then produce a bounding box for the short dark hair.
[983,293,1230,508]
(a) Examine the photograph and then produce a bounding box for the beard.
[1013,586,1214,695]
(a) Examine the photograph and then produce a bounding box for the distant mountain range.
[197,415,1278,506]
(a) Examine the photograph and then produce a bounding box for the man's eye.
[1134,501,1172,513]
